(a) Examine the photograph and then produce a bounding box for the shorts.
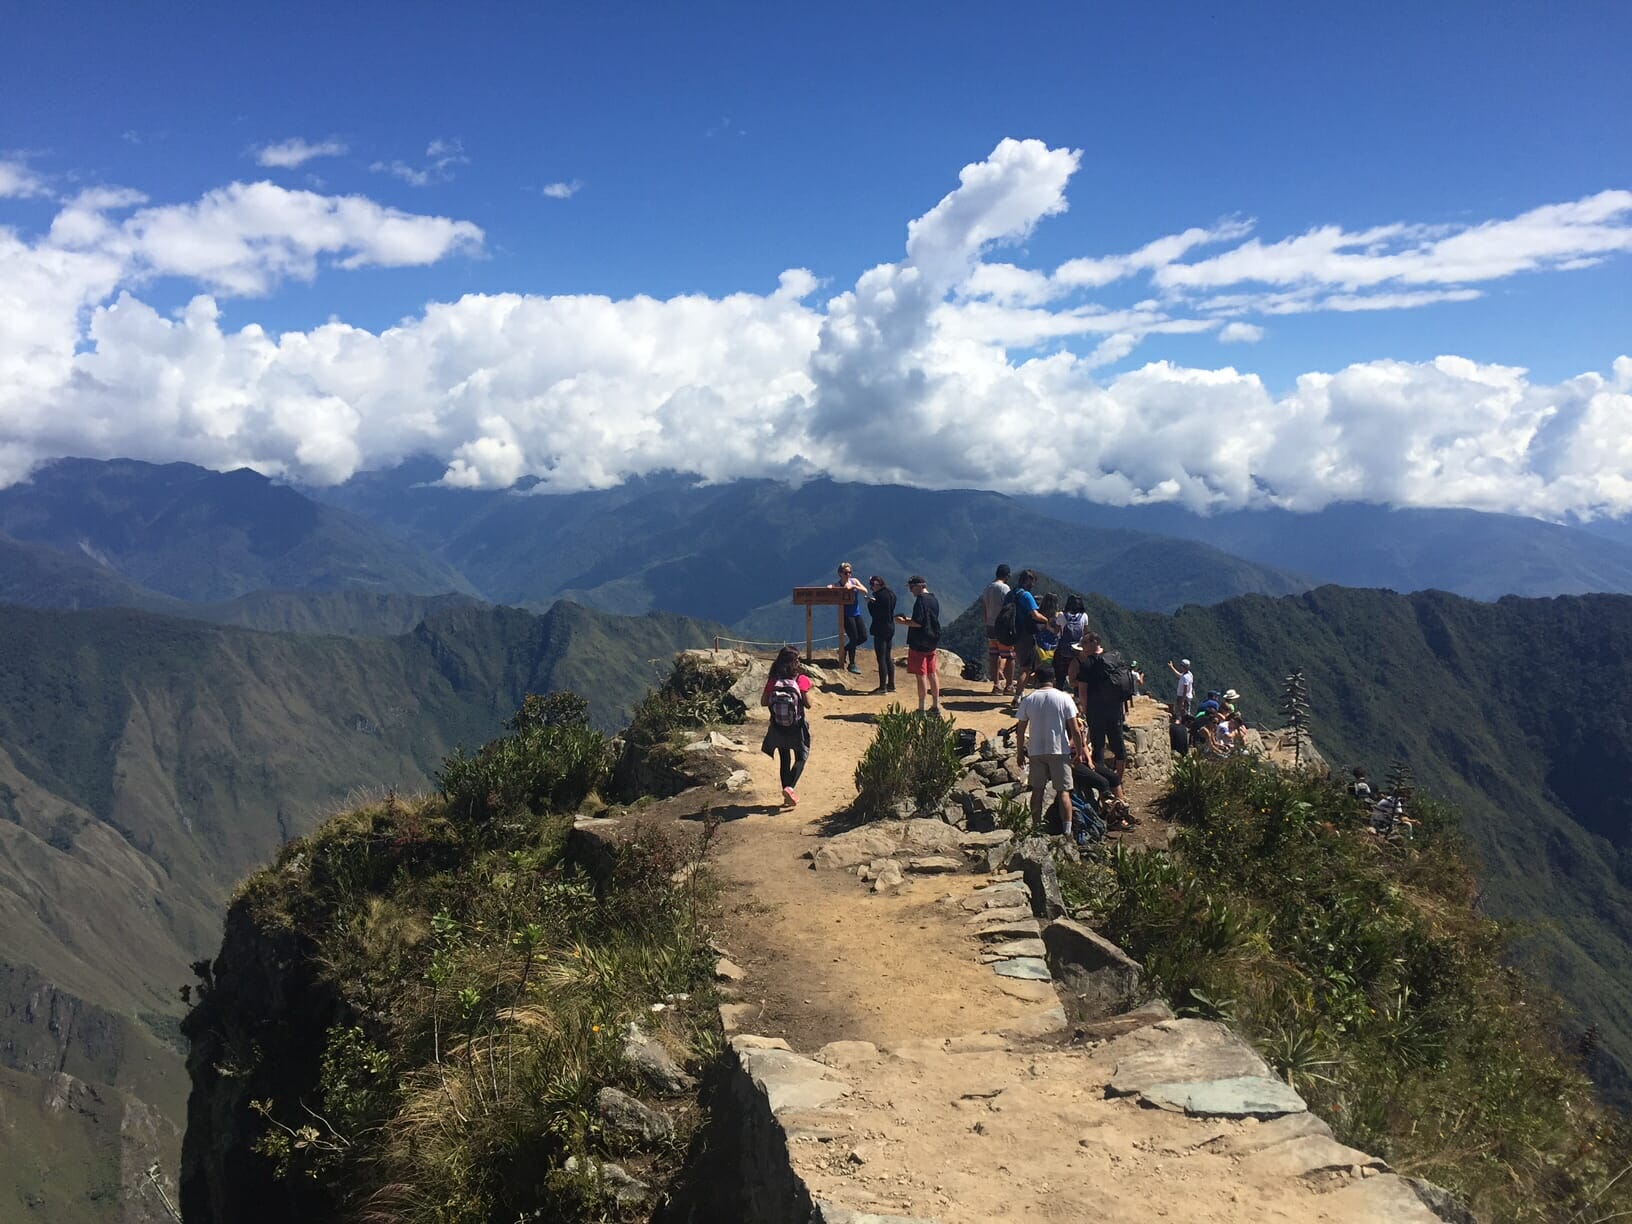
[1015,637,1038,673]
[985,632,1014,659]
[1027,752,1070,793]
[906,647,938,676]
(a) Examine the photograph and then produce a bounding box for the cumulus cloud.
[1218,322,1264,343]
[1,139,1630,520]
[254,138,349,169]
[0,158,49,199]
[542,179,583,200]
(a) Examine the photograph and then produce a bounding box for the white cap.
[1180,658,1191,668]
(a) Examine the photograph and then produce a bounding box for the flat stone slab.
[1073,1000,1175,1042]
[994,977,1055,1002]
[958,829,1014,848]
[816,1040,881,1068]
[972,922,1044,944]
[965,903,1034,925]
[1104,1020,1272,1096]
[1140,1075,1307,1118]
[1240,1132,1385,1177]
[987,938,1047,959]
[1318,1174,1456,1223]
[992,957,1052,980]
[1201,1110,1332,1157]
[907,855,963,873]
[736,1044,849,1113]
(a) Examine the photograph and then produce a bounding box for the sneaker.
[887,684,897,692]
[870,686,887,695]
[782,786,799,807]
[846,664,862,674]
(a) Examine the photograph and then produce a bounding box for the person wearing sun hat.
[1168,657,1194,716]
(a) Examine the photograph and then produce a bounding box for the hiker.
[1076,633,1133,792]
[1016,660,1086,835]
[1008,570,1049,708]
[866,575,897,694]
[981,564,1013,694]
[1168,658,1194,716]
[1221,688,1241,719]
[832,563,870,675]
[1192,712,1223,758]
[1196,690,1222,718]
[1169,711,1191,756]
[1349,766,1374,803]
[760,645,814,807]
[1056,594,1089,686]
[1127,660,1146,715]
[1369,792,1405,835]
[896,574,942,713]
[1034,593,1061,682]
[1214,711,1238,755]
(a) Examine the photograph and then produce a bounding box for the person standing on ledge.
[896,574,942,714]
[760,645,814,807]
[866,574,897,694]
[981,563,1013,695]
[1168,657,1194,716]
[832,562,870,675]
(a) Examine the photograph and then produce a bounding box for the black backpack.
[1086,650,1137,702]
[992,592,1019,646]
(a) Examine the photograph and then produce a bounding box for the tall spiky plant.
[1281,669,1311,768]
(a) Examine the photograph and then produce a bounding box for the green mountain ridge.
[0,598,721,1221]
[947,580,1632,1104]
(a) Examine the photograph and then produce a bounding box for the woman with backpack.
[760,645,814,807]
[866,575,897,694]
[1056,594,1089,688]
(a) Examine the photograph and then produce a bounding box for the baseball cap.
[1180,658,1191,668]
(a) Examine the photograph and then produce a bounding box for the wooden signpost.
[791,585,854,662]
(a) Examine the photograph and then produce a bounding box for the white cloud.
[371,138,468,187]
[1218,322,1264,343]
[2,139,1631,521]
[254,138,349,169]
[542,179,583,200]
[0,159,49,199]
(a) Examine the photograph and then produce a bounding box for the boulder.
[1010,836,1066,919]
[812,827,900,870]
[1042,919,1145,1023]
[872,861,904,891]
[563,1156,651,1207]
[907,856,962,874]
[899,818,965,857]
[622,1022,696,1095]
[1103,1019,1277,1100]
[596,1086,674,1144]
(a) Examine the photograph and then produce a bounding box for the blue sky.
[1,2,1629,516]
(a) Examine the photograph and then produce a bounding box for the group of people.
[761,565,945,807]
[1168,681,1253,760]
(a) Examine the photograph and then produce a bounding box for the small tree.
[1281,669,1311,768]
[1384,758,1417,801]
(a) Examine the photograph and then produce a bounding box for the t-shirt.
[980,580,1010,628]
[906,591,942,652]
[1196,698,1221,717]
[1177,670,1194,699]
[842,580,866,617]
[1013,588,1040,639]
[1017,687,1079,756]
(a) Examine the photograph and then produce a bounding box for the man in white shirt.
[1168,657,1194,715]
[1016,661,1088,834]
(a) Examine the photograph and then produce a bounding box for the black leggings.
[843,614,867,666]
[873,632,895,688]
[777,745,807,790]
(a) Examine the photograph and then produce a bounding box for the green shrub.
[852,706,960,821]
[1092,755,1632,1223]
[438,693,612,826]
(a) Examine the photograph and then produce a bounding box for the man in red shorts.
[896,574,943,714]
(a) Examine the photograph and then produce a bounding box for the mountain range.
[0,599,719,1221]
[946,580,1632,1105]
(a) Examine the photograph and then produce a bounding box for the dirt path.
[699,657,1442,1224]
[712,662,1052,1049]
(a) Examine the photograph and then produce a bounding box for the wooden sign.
[791,585,859,661]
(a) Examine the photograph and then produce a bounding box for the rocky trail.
[634,652,1463,1223]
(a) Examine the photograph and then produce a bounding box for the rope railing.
[712,633,842,651]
